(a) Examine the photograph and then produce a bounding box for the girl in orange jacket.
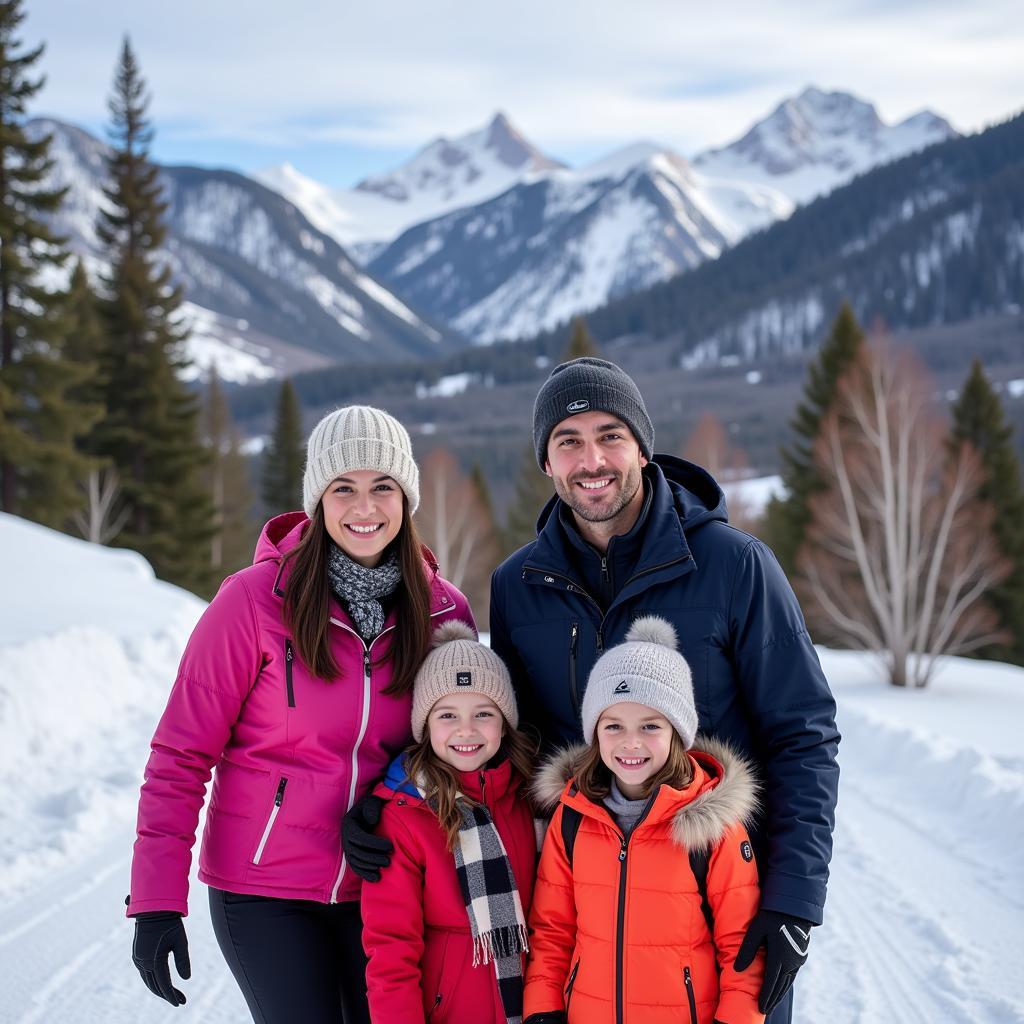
[524,616,765,1024]
[360,621,538,1024]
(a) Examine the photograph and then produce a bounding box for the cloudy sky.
[28,0,1024,188]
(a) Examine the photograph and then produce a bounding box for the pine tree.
[502,442,554,555]
[0,1,98,525]
[204,368,256,591]
[562,316,600,360]
[93,38,214,593]
[950,360,1024,664]
[261,377,304,516]
[761,303,865,576]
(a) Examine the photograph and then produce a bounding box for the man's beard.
[554,465,643,524]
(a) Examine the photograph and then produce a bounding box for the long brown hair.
[575,728,694,803]
[281,496,433,695]
[404,725,538,852]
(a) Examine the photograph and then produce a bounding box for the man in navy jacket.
[490,357,840,1023]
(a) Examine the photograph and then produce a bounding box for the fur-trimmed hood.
[531,733,760,854]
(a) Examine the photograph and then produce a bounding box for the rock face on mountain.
[34,118,462,381]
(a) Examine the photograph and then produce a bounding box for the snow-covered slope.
[693,86,956,205]
[1,513,1022,1022]
[33,118,462,380]
[256,112,565,257]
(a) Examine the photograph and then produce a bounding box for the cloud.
[28,0,1024,167]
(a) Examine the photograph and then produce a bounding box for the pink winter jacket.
[127,512,474,915]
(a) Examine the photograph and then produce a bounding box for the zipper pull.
[618,838,627,862]
[570,622,579,654]
[274,778,287,805]
[285,641,293,663]
[601,556,609,583]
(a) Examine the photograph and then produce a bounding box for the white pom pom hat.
[410,620,519,742]
[580,615,698,748]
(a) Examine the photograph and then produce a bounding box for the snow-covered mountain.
[693,86,956,204]
[256,112,565,259]
[368,145,792,342]
[361,89,955,343]
[35,118,462,380]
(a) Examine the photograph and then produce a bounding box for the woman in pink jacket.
[126,405,473,1024]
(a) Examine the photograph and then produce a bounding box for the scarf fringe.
[472,923,530,967]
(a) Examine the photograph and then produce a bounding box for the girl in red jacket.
[524,616,766,1024]
[361,620,538,1024]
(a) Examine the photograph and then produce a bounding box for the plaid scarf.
[324,543,401,642]
[419,786,529,1024]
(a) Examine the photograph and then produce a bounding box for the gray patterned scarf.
[325,543,402,642]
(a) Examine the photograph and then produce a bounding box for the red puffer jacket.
[128,512,473,915]
[525,735,765,1024]
[361,754,537,1024]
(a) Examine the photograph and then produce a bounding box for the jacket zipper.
[252,777,288,864]
[284,639,295,707]
[614,800,656,1024]
[569,621,581,719]
[565,957,580,1014]
[683,965,698,1024]
[328,603,454,901]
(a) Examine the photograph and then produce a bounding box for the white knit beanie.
[581,615,697,748]
[302,405,420,518]
[411,621,519,742]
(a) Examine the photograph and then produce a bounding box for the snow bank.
[0,514,205,901]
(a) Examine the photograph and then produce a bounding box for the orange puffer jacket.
[524,735,765,1024]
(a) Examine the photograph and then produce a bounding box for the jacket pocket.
[683,964,698,1024]
[284,639,295,707]
[251,776,287,864]
[565,957,580,1015]
[568,621,580,721]
[425,931,452,1020]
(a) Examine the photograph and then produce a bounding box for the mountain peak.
[693,86,956,201]
[354,111,563,203]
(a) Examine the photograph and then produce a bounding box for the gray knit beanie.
[411,621,519,742]
[581,615,697,748]
[302,405,420,518]
[532,357,654,469]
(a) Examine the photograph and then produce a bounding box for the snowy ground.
[1,512,1022,1023]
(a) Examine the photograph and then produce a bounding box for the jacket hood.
[532,455,727,543]
[253,511,308,564]
[531,733,759,855]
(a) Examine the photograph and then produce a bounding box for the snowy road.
[3,697,1022,1023]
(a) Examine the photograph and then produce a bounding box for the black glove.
[131,911,190,1006]
[524,1014,568,1024]
[734,909,813,1014]
[342,793,392,882]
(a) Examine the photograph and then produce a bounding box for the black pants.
[209,887,371,1024]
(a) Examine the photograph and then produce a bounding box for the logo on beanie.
[613,680,630,694]
[566,398,590,413]
[740,840,753,862]
[456,672,472,687]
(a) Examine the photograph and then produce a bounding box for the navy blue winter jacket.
[489,455,840,923]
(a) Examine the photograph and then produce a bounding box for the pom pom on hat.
[624,615,678,649]
[430,619,477,647]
